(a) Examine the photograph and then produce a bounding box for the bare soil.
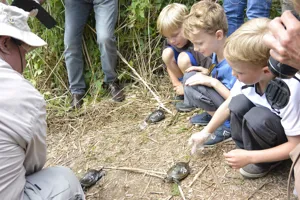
[46,78,296,200]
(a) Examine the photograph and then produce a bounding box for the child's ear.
[215,30,225,40]
[262,65,273,75]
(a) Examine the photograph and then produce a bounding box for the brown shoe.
[108,82,125,102]
[71,93,84,109]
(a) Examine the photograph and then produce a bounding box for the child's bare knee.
[162,48,175,64]
[178,52,191,72]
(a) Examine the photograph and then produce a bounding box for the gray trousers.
[229,94,287,152]
[24,166,85,200]
[183,71,225,111]
[64,0,118,94]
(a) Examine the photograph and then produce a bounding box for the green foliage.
[23,0,282,110]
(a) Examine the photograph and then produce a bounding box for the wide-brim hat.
[0,3,47,48]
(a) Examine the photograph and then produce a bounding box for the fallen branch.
[247,181,269,200]
[208,163,225,196]
[188,164,208,187]
[103,166,166,180]
[117,50,173,115]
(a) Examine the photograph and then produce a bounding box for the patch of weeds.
[171,183,180,196]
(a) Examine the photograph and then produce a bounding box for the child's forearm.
[204,97,231,133]
[211,79,230,99]
[249,135,300,163]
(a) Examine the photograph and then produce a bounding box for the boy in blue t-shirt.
[182,1,236,145]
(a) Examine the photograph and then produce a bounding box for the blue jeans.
[64,0,118,94]
[223,0,272,36]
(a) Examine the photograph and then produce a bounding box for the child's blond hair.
[224,18,271,67]
[157,3,188,36]
[183,1,228,39]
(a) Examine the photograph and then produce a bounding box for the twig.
[165,195,173,200]
[147,137,159,144]
[247,181,269,200]
[188,164,208,187]
[117,50,173,115]
[140,177,152,198]
[149,191,164,195]
[103,166,166,180]
[177,184,187,200]
[208,163,225,196]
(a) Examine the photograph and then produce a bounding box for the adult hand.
[185,72,215,87]
[223,149,252,169]
[185,66,209,75]
[263,10,300,70]
[188,131,211,154]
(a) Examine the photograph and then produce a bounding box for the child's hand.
[185,72,214,87]
[174,84,184,95]
[188,131,211,154]
[223,149,252,169]
[186,66,209,75]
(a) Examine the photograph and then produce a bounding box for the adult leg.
[93,0,124,101]
[24,166,85,200]
[246,0,272,20]
[93,0,118,83]
[64,0,92,95]
[223,0,247,36]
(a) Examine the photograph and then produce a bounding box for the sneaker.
[204,125,231,146]
[239,162,281,179]
[190,112,212,125]
[175,102,195,112]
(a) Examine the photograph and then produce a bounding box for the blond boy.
[189,18,300,179]
[157,3,211,107]
[181,1,236,145]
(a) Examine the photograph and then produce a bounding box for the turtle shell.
[166,162,190,183]
[145,109,165,123]
[80,169,105,189]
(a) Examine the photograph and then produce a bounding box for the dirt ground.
[45,77,296,200]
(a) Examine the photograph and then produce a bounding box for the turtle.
[145,109,165,124]
[165,162,191,183]
[80,169,106,190]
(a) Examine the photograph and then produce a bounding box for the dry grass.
[46,76,296,200]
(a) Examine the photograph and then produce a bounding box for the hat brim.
[0,22,47,48]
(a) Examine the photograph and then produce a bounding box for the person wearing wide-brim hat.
[0,3,85,200]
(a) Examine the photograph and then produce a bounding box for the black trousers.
[229,94,288,151]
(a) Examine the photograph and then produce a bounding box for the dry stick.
[117,50,173,115]
[165,195,173,200]
[140,177,152,198]
[247,181,269,200]
[103,166,166,180]
[188,164,208,187]
[177,184,187,200]
[104,166,166,175]
[208,163,225,196]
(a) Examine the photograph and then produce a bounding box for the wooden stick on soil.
[188,164,208,187]
[247,181,269,200]
[116,50,173,115]
[208,163,225,196]
[103,166,166,180]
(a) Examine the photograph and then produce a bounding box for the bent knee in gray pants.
[24,166,85,200]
